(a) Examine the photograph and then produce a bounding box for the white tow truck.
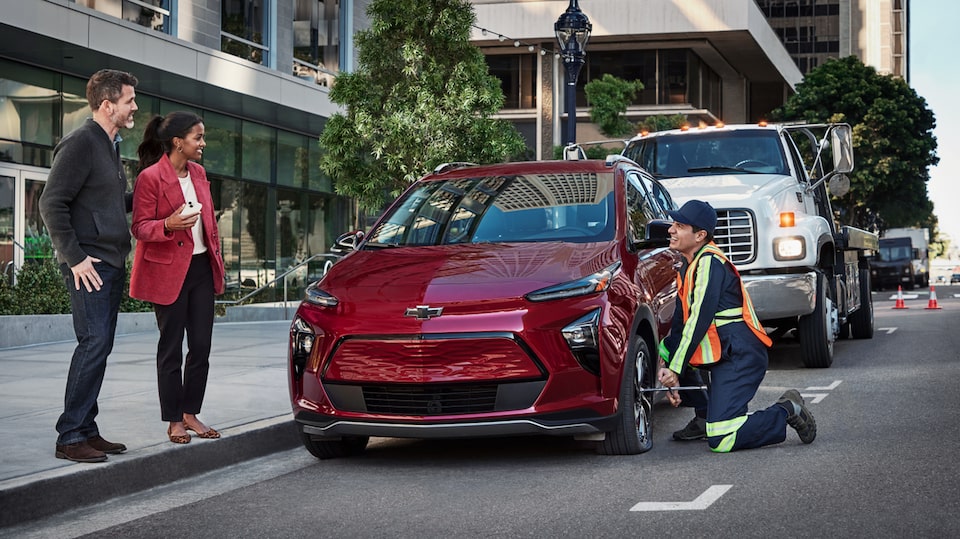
[622,122,878,368]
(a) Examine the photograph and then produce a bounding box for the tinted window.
[625,130,789,177]
[366,173,616,246]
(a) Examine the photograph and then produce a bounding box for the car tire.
[298,425,369,459]
[849,268,874,339]
[598,335,654,455]
[798,271,835,368]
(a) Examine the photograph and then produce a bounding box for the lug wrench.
[640,385,708,393]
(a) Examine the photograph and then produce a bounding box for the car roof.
[423,158,634,181]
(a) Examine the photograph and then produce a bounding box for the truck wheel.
[798,272,836,368]
[598,336,654,455]
[849,268,875,339]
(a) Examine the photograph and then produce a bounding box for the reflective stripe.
[707,415,748,453]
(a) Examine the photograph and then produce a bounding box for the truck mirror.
[831,124,854,173]
[828,174,851,197]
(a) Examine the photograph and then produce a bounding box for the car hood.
[320,242,618,306]
[660,173,791,205]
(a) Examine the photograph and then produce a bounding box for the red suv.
[288,156,680,458]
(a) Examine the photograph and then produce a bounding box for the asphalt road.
[10,291,960,538]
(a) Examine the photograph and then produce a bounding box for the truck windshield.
[877,245,912,261]
[626,130,790,178]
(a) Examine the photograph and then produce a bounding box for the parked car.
[952,273,960,284]
[288,156,681,458]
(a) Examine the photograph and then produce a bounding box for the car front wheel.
[598,335,654,455]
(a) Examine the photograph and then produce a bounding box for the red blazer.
[130,154,226,305]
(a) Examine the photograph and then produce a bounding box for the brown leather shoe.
[55,441,107,463]
[87,435,127,454]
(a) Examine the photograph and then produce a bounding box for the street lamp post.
[555,0,592,147]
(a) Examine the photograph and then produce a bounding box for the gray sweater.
[39,118,132,269]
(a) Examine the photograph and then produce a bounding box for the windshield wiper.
[686,166,761,174]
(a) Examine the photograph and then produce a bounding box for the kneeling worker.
[658,199,816,452]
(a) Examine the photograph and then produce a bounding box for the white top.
[178,171,207,255]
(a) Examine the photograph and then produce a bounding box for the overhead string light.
[471,24,558,57]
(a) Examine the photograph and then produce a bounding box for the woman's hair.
[136,111,203,173]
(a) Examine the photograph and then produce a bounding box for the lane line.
[806,380,841,391]
[630,484,732,512]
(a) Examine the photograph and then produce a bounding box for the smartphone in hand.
[180,201,202,218]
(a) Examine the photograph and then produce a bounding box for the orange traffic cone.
[893,285,908,309]
[925,286,942,310]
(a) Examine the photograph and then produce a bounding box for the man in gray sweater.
[39,69,139,463]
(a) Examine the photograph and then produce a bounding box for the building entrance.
[0,164,49,285]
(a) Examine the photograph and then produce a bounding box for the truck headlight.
[773,236,806,260]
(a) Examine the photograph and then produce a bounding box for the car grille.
[714,209,756,264]
[362,384,499,415]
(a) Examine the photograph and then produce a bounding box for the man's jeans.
[56,262,125,446]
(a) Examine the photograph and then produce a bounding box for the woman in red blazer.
[131,111,225,445]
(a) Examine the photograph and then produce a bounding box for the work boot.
[55,441,107,463]
[777,389,817,444]
[87,435,127,454]
[672,416,707,441]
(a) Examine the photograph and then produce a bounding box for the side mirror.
[830,124,854,174]
[828,173,851,197]
[635,219,672,248]
[331,230,364,254]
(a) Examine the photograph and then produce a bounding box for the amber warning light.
[779,212,795,227]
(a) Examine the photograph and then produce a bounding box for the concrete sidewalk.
[0,319,300,528]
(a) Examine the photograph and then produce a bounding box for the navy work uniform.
[660,242,790,452]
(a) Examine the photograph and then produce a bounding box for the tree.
[772,56,939,233]
[319,0,527,211]
[636,114,688,133]
[584,74,644,137]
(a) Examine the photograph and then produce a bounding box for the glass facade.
[0,58,352,297]
[292,0,340,87]
[74,0,172,33]
[221,0,270,66]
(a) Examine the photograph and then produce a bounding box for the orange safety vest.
[676,243,772,368]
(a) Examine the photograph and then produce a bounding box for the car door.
[626,170,679,336]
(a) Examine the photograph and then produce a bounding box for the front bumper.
[742,271,816,319]
[295,409,619,439]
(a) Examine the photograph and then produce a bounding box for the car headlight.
[304,281,339,307]
[525,261,621,302]
[561,308,602,375]
[773,236,806,261]
[290,316,315,379]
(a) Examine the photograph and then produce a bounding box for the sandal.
[167,425,191,444]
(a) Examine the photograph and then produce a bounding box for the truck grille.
[715,209,756,264]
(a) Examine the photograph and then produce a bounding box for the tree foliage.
[772,56,939,233]
[584,74,644,137]
[636,114,688,133]
[319,0,527,211]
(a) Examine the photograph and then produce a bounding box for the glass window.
[0,61,61,166]
[23,179,52,261]
[293,0,340,86]
[276,188,304,268]
[75,0,171,33]
[307,132,331,192]
[204,112,241,177]
[487,54,537,109]
[660,50,688,105]
[211,176,242,292]
[277,131,308,187]
[239,181,269,288]
[0,174,12,277]
[125,94,160,165]
[61,75,89,139]
[222,0,270,66]
[241,121,275,182]
[585,50,657,105]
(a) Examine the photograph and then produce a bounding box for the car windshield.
[365,172,616,246]
[626,130,790,177]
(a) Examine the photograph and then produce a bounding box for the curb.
[0,416,300,528]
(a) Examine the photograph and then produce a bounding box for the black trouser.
[154,254,215,422]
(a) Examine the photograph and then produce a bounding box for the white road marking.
[630,484,732,511]
[802,393,828,404]
[806,380,841,391]
[888,293,920,300]
[877,327,897,334]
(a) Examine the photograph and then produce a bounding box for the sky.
[910,2,959,254]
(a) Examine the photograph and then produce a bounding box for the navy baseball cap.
[668,200,717,235]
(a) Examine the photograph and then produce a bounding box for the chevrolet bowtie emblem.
[405,305,443,320]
